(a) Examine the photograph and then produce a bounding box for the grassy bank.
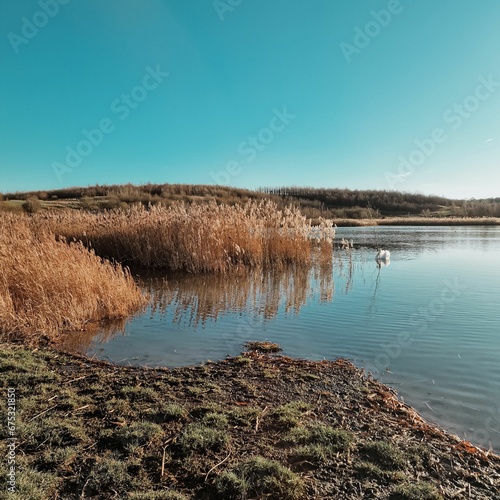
[1,344,498,499]
[0,214,146,342]
[37,201,335,272]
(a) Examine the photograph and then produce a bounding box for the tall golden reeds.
[0,214,146,341]
[39,200,335,273]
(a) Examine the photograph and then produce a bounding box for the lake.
[63,226,500,452]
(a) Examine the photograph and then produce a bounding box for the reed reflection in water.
[60,250,358,354]
[153,263,333,327]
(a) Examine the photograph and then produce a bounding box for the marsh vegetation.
[0,200,334,342]
[0,213,145,341]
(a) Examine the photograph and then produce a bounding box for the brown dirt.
[1,343,499,499]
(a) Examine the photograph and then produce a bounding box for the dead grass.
[0,213,146,341]
[37,200,335,273]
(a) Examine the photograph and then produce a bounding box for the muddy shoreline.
[1,343,499,499]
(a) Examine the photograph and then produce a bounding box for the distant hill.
[1,183,499,218]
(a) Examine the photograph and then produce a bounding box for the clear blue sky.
[1,0,499,198]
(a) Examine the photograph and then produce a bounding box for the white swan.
[376,249,390,261]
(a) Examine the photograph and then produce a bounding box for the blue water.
[67,226,500,452]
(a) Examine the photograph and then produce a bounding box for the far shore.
[330,216,500,227]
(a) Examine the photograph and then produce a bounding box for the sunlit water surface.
[63,226,500,452]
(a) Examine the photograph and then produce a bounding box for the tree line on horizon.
[1,183,499,218]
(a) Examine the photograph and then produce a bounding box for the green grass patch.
[362,440,407,471]
[85,454,142,496]
[104,421,164,451]
[390,481,443,500]
[160,402,186,422]
[0,455,60,500]
[19,418,89,450]
[216,456,305,500]
[129,491,189,500]
[120,385,157,402]
[270,401,312,428]
[228,406,261,427]
[201,411,229,429]
[179,423,229,453]
[285,423,353,463]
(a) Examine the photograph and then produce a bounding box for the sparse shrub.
[22,197,42,214]
[80,196,99,211]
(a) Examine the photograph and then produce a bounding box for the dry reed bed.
[0,214,146,341]
[38,201,335,273]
